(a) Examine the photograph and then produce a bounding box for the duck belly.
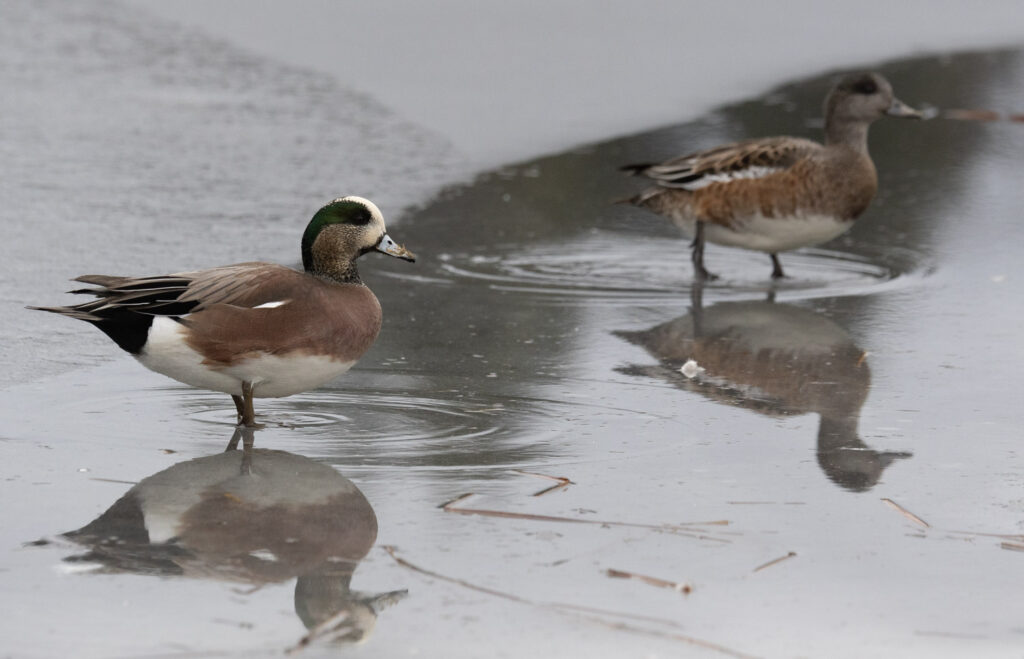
[677,213,854,253]
[137,317,354,397]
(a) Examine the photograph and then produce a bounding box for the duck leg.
[238,381,261,428]
[232,395,245,424]
[770,253,786,279]
[690,222,717,281]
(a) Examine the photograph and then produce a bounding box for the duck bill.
[887,98,923,119]
[376,233,416,262]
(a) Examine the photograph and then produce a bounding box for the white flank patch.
[138,317,356,397]
[138,317,242,395]
[253,300,289,309]
[673,213,853,253]
[681,166,780,190]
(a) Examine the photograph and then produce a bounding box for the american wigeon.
[31,196,414,427]
[621,72,922,280]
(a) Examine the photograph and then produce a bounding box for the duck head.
[302,196,415,283]
[824,72,921,145]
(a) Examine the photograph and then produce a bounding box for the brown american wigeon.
[621,72,922,280]
[31,196,414,427]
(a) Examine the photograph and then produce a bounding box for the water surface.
[2,7,1024,657]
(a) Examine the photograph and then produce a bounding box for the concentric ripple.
[420,230,927,306]
[172,382,673,472]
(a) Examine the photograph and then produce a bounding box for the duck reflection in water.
[615,288,910,491]
[61,427,405,647]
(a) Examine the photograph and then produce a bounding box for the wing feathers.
[624,137,821,190]
[37,263,298,321]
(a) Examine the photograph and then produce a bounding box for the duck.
[620,72,922,280]
[30,196,415,427]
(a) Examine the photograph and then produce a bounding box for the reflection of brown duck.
[62,429,405,645]
[616,298,910,491]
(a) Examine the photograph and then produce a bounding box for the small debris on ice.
[680,359,704,379]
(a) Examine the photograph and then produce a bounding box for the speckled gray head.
[826,72,923,123]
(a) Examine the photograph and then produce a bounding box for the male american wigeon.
[31,196,414,427]
[621,72,922,280]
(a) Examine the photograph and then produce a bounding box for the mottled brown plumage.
[622,72,921,280]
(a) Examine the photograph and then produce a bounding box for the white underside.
[137,317,355,398]
[673,213,853,253]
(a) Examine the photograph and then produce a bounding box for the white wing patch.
[253,300,289,309]
[680,166,781,190]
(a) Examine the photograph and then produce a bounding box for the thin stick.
[1000,542,1024,552]
[606,568,691,594]
[881,498,930,529]
[440,494,730,541]
[381,546,757,659]
[752,551,797,573]
[510,469,575,496]
[949,530,1024,542]
[579,616,761,659]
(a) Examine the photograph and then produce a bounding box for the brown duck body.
[31,196,415,426]
[633,138,878,252]
[622,72,920,279]
[116,263,385,399]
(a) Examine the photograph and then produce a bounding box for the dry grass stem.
[943,108,1002,121]
[440,494,729,541]
[752,551,797,573]
[606,568,692,594]
[510,469,575,496]
[949,530,1024,542]
[881,498,930,528]
[382,546,757,659]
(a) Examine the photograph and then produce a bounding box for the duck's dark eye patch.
[347,207,372,225]
[852,79,878,95]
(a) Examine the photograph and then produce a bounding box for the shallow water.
[3,5,1024,658]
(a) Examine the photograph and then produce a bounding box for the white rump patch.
[253,300,289,309]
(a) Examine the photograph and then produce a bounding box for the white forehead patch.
[334,195,385,226]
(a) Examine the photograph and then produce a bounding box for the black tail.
[29,304,154,355]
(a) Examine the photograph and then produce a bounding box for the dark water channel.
[2,9,1023,656]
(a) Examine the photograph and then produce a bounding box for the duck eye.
[852,80,877,95]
